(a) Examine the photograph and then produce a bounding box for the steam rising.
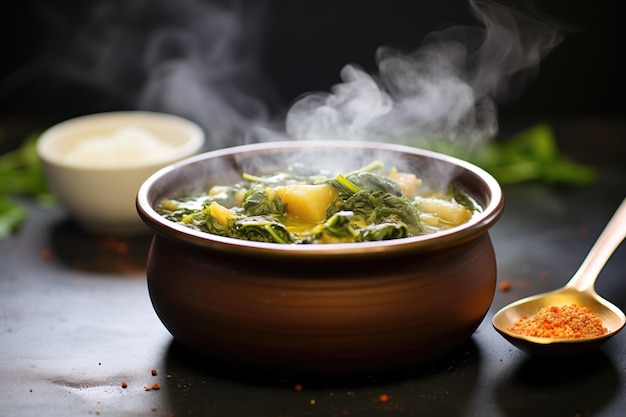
[37,0,277,150]
[285,0,563,154]
[23,0,562,153]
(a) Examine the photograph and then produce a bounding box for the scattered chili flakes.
[151,369,158,376]
[499,281,512,292]
[508,304,608,339]
[293,383,303,392]
[379,393,390,403]
[151,383,160,390]
[41,249,52,261]
[121,381,128,389]
[165,374,172,379]
[100,236,130,254]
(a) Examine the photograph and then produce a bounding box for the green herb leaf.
[473,124,596,185]
[407,123,596,186]
[0,196,28,239]
[0,132,54,239]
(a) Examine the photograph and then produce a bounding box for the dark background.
[0,0,623,145]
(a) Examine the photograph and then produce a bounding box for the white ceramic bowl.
[37,111,205,236]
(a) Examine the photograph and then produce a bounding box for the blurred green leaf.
[473,124,596,185]
[0,196,29,239]
[406,123,596,186]
[0,132,54,239]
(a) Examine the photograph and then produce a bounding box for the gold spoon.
[492,198,626,356]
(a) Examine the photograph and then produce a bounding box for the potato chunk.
[388,169,422,197]
[160,199,179,212]
[274,184,338,223]
[208,201,234,226]
[416,198,472,226]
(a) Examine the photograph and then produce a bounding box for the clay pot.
[136,141,504,376]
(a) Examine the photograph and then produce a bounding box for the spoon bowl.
[493,287,625,356]
[492,198,626,356]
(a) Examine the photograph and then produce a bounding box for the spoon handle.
[567,198,626,292]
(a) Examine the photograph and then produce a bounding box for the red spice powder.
[508,304,607,339]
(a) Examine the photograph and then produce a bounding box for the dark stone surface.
[1,116,625,416]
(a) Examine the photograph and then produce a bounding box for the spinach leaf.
[327,190,422,238]
[348,172,402,196]
[323,211,356,238]
[230,216,294,244]
[306,210,409,243]
[314,211,359,242]
[359,222,409,241]
[242,189,287,217]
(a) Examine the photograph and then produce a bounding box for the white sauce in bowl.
[63,126,175,166]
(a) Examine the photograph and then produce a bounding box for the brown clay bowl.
[136,140,505,376]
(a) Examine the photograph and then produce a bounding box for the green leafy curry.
[157,161,480,244]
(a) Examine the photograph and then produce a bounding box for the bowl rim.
[137,140,504,257]
[36,110,205,170]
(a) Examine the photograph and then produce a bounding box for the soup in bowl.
[136,140,504,376]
